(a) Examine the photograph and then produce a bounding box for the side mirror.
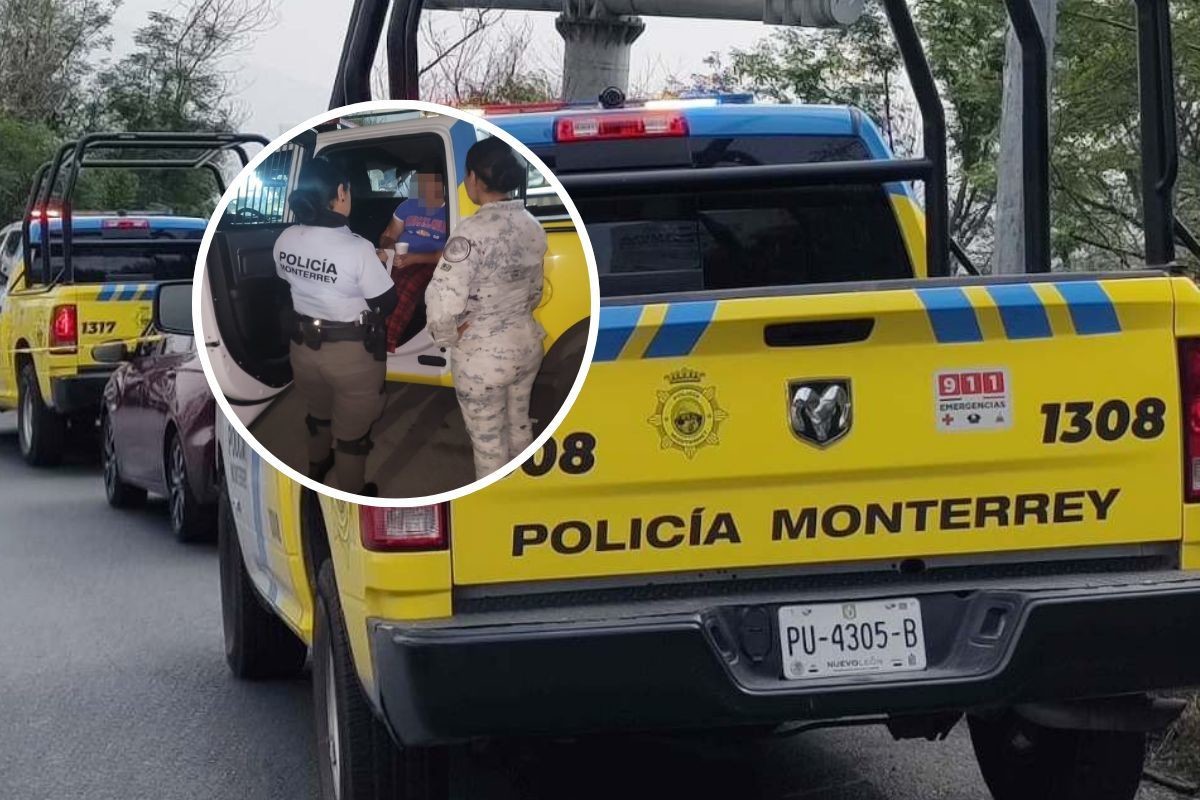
[93,341,130,364]
[153,280,193,335]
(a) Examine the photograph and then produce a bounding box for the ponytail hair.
[465,137,526,195]
[289,157,351,227]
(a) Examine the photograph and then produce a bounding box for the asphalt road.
[0,411,1180,800]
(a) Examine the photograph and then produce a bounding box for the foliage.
[0,114,57,223]
[0,0,117,130]
[1052,0,1199,269]
[685,11,911,150]
[688,0,1199,270]
[74,0,275,217]
[418,11,557,105]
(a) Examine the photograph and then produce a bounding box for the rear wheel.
[17,362,65,467]
[218,484,307,679]
[313,562,448,800]
[969,712,1146,800]
[101,412,146,508]
[167,431,214,542]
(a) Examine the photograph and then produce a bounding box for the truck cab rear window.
[582,184,912,297]
[40,242,202,284]
[530,134,914,297]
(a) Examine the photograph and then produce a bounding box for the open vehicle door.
[311,113,482,384]
[201,132,312,426]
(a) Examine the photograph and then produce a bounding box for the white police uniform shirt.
[275,225,394,323]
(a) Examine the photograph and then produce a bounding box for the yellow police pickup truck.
[214,88,1200,800]
[0,213,206,465]
[1,132,264,466]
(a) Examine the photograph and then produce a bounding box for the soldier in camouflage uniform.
[426,137,548,480]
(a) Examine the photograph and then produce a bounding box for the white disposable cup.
[394,243,410,257]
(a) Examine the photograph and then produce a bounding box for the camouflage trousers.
[452,334,544,480]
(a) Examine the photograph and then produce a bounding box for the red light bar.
[101,218,150,230]
[554,111,688,142]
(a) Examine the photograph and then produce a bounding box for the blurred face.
[418,172,445,206]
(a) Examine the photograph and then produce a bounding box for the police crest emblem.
[647,368,728,458]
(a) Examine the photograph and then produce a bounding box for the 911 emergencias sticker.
[935,368,1012,431]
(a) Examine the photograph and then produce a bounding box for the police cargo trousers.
[452,335,544,480]
[289,340,386,492]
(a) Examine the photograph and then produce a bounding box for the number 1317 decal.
[1041,398,1166,444]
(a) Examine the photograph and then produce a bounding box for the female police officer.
[275,157,397,496]
[426,137,548,481]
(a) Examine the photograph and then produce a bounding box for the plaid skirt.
[385,261,437,352]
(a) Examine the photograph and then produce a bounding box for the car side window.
[221,143,305,228]
[524,163,565,221]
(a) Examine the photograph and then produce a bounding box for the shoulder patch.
[443,236,472,263]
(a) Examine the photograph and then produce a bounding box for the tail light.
[554,111,688,142]
[360,504,449,551]
[1181,339,1200,501]
[50,304,77,349]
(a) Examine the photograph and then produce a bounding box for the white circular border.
[193,99,601,508]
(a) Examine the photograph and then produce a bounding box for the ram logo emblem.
[788,379,853,447]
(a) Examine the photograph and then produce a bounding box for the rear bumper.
[50,371,112,414]
[369,569,1200,746]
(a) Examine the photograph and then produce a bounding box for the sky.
[108,2,772,136]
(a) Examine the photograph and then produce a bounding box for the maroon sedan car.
[99,283,217,542]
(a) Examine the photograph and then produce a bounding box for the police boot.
[305,415,334,481]
[334,432,373,494]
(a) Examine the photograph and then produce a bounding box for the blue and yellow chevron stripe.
[596,301,719,362]
[595,280,1124,362]
[916,280,1121,344]
[93,283,156,302]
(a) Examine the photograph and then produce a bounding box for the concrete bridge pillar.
[556,0,646,102]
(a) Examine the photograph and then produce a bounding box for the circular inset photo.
[191,101,598,504]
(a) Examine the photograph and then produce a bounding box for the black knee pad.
[335,433,374,456]
[305,415,332,436]
[308,453,335,482]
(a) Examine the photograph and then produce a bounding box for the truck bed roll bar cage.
[21,131,269,286]
[333,0,1181,276]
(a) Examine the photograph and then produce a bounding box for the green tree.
[1051,0,1199,269]
[0,114,57,222]
[685,1,1006,256]
[686,0,1199,271]
[75,0,276,216]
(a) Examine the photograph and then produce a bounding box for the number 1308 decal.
[1041,398,1166,444]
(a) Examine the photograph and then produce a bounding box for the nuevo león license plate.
[778,598,927,680]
